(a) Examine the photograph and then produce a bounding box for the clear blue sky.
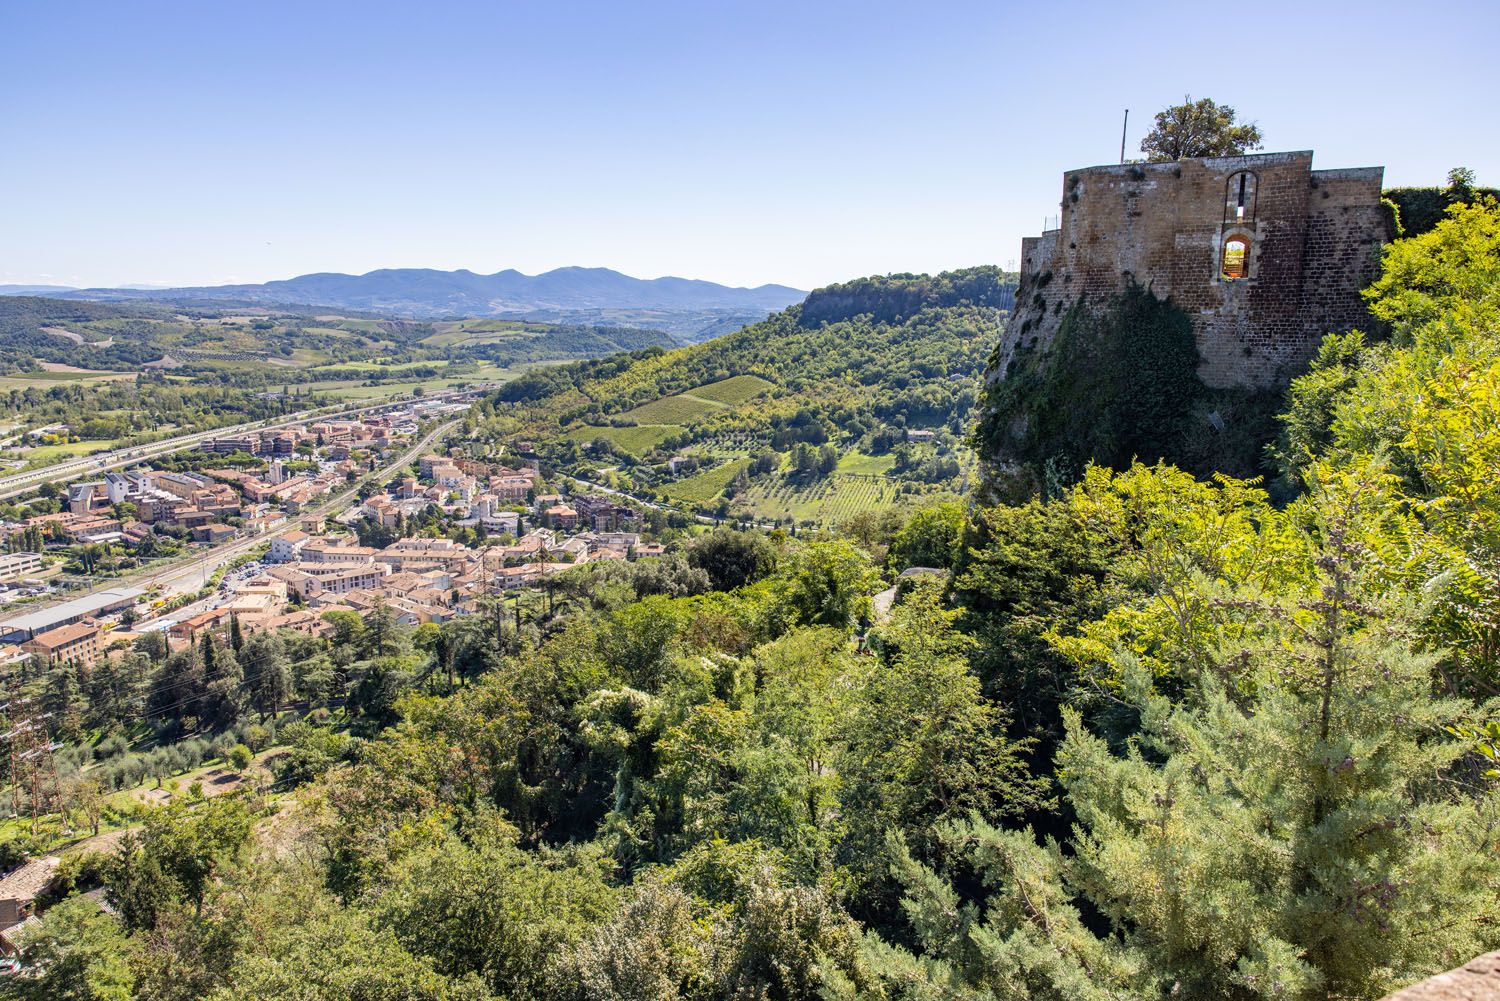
[3,0,1496,292]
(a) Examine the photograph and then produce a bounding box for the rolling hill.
[493,267,1018,524]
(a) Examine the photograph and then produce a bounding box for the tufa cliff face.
[996,151,1391,389]
[1381,951,1500,1000]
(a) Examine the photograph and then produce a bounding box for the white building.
[0,553,46,584]
[267,530,310,563]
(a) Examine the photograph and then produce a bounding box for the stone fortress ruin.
[1001,150,1391,388]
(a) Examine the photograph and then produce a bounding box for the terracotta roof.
[26,622,98,649]
[0,857,58,903]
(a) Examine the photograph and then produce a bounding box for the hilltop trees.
[1140,96,1263,161]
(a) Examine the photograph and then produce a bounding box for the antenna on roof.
[1120,109,1129,164]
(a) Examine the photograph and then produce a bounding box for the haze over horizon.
[0,265,805,296]
[4,0,1497,292]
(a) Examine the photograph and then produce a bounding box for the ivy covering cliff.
[973,282,1285,495]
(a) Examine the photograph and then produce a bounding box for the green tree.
[842,582,1046,912]
[871,533,1500,1000]
[107,797,255,927]
[239,632,290,721]
[1139,95,1263,161]
[1363,195,1500,341]
[198,632,244,731]
[1274,199,1500,689]
[953,496,1123,750]
[888,501,965,571]
[372,824,617,998]
[556,879,715,1000]
[213,868,483,1001]
[226,743,252,772]
[8,896,137,1001]
[687,528,777,591]
[348,660,412,728]
[777,540,881,629]
[362,600,402,660]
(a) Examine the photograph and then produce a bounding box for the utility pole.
[1120,109,1129,164]
[1,697,55,833]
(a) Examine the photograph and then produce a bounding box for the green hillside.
[487,267,1015,524]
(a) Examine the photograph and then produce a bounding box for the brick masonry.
[998,151,1390,389]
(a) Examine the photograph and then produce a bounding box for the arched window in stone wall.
[1224,171,1257,225]
[1221,235,1250,280]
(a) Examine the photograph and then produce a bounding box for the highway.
[0,387,476,501]
[0,417,463,629]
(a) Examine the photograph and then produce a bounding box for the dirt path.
[38,331,114,351]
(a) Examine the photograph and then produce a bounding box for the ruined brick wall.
[997,151,1388,389]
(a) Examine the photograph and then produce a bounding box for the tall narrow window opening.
[1223,171,1257,225]
[1221,236,1250,280]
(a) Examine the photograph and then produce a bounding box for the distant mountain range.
[0,268,806,341]
[0,285,76,295]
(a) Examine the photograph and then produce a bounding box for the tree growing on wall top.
[1140,96,1263,161]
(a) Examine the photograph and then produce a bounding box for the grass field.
[287,347,333,365]
[300,361,526,399]
[315,318,386,333]
[421,322,537,348]
[621,393,723,425]
[662,457,751,506]
[689,374,775,406]
[0,369,135,390]
[10,438,116,465]
[311,358,456,374]
[566,424,681,455]
[618,375,773,427]
[835,450,897,476]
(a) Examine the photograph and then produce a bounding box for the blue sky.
[3,0,1496,292]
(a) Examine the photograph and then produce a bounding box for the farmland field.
[421,322,539,348]
[621,393,723,425]
[311,359,456,374]
[732,472,953,526]
[565,424,681,455]
[834,450,897,476]
[299,361,528,400]
[287,347,333,365]
[0,368,135,390]
[617,374,773,427]
[661,457,751,506]
[687,374,774,406]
